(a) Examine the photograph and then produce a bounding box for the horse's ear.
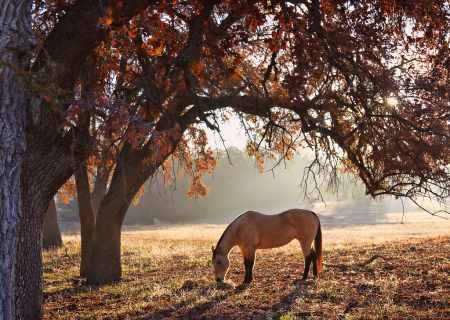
[211,246,215,253]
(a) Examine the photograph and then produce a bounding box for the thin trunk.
[91,164,111,215]
[42,197,63,250]
[0,0,34,318]
[75,164,96,277]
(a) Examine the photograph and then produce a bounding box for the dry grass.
[43,223,450,319]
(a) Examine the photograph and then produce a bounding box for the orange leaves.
[168,123,182,141]
[163,126,218,200]
[58,177,77,204]
[138,125,150,137]
[244,15,259,33]
[133,185,145,205]
[186,175,210,199]
[100,1,124,29]
[104,16,113,27]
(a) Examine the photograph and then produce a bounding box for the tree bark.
[0,0,35,318]
[91,164,112,215]
[14,199,46,320]
[86,124,185,284]
[42,197,63,250]
[75,164,96,278]
[86,142,159,285]
[86,200,124,284]
[12,0,159,317]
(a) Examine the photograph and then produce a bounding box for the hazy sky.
[206,115,247,149]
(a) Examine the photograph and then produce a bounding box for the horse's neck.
[218,225,238,254]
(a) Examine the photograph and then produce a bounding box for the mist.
[57,147,448,227]
[123,148,448,227]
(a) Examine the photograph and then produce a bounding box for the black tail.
[314,221,323,274]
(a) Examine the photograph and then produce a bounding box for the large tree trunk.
[86,142,158,285]
[14,198,46,320]
[75,164,96,277]
[13,0,110,317]
[86,200,124,284]
[11,0,157,317]
[0,0,34,318]
[86,129,183,285]
[42,197,63,250]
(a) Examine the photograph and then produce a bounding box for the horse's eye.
[218,261,221,265]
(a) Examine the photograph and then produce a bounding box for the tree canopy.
[29,0,450,211]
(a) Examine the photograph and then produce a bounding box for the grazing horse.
[211,209,322,284]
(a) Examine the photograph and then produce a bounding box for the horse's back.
[236,209,319,249]
[284,209,320,241]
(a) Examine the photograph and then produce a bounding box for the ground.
[43,223,450,319]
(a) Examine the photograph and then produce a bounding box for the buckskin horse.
[211,209,322,284]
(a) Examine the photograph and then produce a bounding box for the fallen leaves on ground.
[43,234,450,319]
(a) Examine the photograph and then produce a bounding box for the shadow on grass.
[139,283,247,320]
[139,280,318,320]
[262,279,324,319]
[42,277,115,302]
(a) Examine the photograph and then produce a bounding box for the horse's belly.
[257,234,294,249]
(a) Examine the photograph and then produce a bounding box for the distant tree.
[42,197,63,250]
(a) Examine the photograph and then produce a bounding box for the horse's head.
[211,246,229,282]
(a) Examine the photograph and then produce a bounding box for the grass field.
[43,223,450,319]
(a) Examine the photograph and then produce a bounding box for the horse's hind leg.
[300,242,315,280]
[302,251,313,280]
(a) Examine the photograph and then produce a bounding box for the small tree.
[42,197,63,250]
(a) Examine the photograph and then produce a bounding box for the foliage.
[28,0,450,213]
[42,228,450,319]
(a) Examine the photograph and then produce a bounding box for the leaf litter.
[43,232,450,319]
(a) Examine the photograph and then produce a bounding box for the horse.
[211,209,322,284]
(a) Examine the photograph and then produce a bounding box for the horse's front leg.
[241,247,256,284]
[244,258,255,283]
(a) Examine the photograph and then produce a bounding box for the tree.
[80,0,450,285]
[75,150,115,277]
[4,0,450,318]
[0,0,35,318]
[42,197,63,250]
[74,164,97,277]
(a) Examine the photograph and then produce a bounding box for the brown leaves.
[42,234,450,319]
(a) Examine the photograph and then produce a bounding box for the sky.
[205,115,247,150]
